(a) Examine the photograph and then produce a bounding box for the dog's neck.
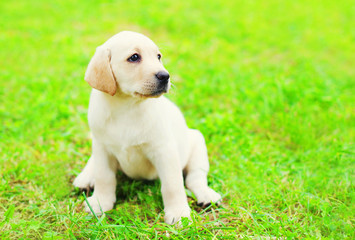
[99,90,158,108]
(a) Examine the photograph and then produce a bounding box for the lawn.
[0,0,354,239]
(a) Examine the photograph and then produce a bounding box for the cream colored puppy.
[73,31,221,224]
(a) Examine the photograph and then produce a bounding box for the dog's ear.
[85,46,117,96]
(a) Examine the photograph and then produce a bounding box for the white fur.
[73,31,221,224]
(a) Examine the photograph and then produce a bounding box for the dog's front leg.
[84,138,117,215]
[149,147,191,225]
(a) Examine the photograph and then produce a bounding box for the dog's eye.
[128,54,141,62]
[157,54,161,60]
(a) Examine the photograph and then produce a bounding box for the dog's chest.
[110,144,157,180]
[103,112,152,146]
[97,110,158,179]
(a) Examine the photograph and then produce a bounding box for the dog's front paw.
[196,187,222,208]
[164,206,191,225]
[73,172,95,189]
[84,194,115,216]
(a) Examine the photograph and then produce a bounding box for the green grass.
[0,0,354,238]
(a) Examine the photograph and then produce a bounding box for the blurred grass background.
[0,0,354,238]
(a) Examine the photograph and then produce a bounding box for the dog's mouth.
[134,88,167,98]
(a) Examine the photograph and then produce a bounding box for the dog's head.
[85,31,170,98]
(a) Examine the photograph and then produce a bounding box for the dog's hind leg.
[184,129,222,207]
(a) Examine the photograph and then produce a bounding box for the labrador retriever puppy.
[73,31,221,224]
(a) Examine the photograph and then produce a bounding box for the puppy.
[73,31,221,224]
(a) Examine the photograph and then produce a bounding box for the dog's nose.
[155,71,170,83]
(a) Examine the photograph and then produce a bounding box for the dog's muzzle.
[134,71,170,98]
